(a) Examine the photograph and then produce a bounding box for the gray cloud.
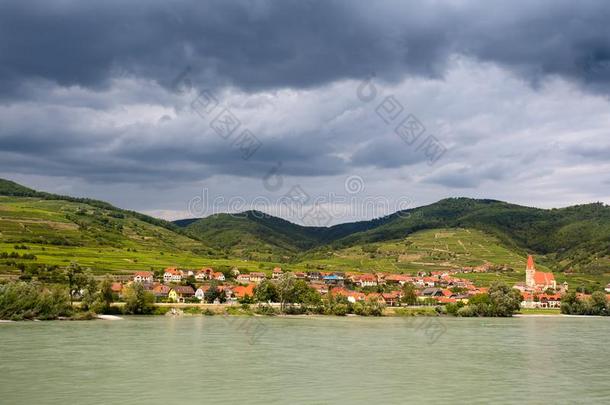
[2,0,610,99]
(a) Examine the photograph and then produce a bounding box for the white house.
[195,286,209,301]
[163,267,183,283]
[133,271,153,283]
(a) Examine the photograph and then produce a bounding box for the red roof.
[164,267,182,275]
[385,274,412,282]
[366,292,384,302]
[233,284,255,299]
[134,271,153,277]
[331,287,365,301]
[152,284,171,295]
[172,286,195,295]
[533,271,555,285]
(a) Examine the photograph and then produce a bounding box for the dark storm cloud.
[1,0,609,216]
[2,0,610,98]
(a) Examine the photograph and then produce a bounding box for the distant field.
[299,228,535,273]
[0,196,273,274]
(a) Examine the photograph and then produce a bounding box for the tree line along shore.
[2,262,608,321]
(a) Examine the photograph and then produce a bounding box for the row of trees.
[0,261,158,319]
[249,276,386,316]
[0,282,72,320]
[446,283,522,317]
[561,291,609,316]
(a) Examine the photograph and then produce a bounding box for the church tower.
[525,255,536,288]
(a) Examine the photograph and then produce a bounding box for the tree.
[184,275,196,288]
[488,283,522,316]
[561,291,578,314]
[401,283,418,305]
[204,281,226,303]
[254,280,279,303]
[0,281,72,320]
[90,277,115,313]
[65,262,96,307]
[590,291,608,316]
[123,283,155,314]
[457,283,521,317]
[276,273,296,313]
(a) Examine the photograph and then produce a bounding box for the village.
[107,255,580,310]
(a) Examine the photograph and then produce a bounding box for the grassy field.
[299,228,537,273]
[0,196,275,275]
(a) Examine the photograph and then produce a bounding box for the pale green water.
[1,316,609,404]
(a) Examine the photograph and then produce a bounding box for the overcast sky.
[1,0,609,225]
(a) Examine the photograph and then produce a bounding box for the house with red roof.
[163,267,183,283]
[195,267,215,281]
[111,282,123,296]
[233,284,255,300]
[381,292,401,306]
[249,272,267,283]
[168,285,195,303]
[354,273,377,287]
[133,271,153,283]
[195,285,211,301]
[272,267,283,279]
[310,283,329,295]
[385,274,413,285]
[152,283,171,298]
[331,287,366,303]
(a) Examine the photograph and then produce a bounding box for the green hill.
[330,198,610,273]
[178,197,610,273]
[178,211,325,261]
[1,179,608,285]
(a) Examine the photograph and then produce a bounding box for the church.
[514,255,567,294]
[525,255,556,290]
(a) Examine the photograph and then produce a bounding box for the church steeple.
[525,255,536,288]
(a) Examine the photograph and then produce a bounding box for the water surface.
[1,316,609,404]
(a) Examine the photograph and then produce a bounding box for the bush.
[331,303,349,316]
[456,283,522,317]
[561,291,609,315]
[123,283,155,315]
[255,304,277,316]
[456,305,479,317]
[445,301,465,316]
[153,306,171,316]
[0,281,72,320]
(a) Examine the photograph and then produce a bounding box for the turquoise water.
[1,316,609,404]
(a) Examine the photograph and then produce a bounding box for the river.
[1,316,609,404]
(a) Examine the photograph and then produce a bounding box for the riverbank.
[0,302,567,321]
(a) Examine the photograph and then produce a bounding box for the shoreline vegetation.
[1,277,597,321]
